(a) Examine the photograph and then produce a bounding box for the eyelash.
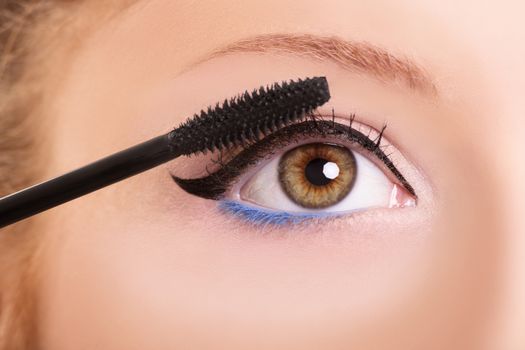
[172,112,416,199]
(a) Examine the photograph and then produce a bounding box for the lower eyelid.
[218,200,333,227]
[216,197,417,230]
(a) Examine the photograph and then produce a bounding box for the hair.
[0,1,134,348]
[0,3,70,348]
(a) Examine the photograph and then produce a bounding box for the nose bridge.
[492,88,525,349]
[473,18,525,347]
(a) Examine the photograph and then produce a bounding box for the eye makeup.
[217,200,334,226]
[173,112,416,201]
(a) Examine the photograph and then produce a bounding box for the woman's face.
[36,1,524,349]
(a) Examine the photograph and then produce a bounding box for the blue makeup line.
[218,200,333,227]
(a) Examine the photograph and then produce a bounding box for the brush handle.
[0,132,178,229]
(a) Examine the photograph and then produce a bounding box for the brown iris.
[278,143,357,208]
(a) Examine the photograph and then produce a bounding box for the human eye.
[172,111,418,227]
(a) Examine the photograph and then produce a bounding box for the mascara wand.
[0,76,330,228]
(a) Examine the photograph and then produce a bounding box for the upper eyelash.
[172,113,416,199]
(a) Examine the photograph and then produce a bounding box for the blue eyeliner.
[219,200,332,226]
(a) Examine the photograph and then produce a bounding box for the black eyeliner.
[173,117,416,199]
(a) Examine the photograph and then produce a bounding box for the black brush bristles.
[169,76,331,155]
[0,76,330,228]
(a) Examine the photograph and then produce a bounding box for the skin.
[31,0,524,349]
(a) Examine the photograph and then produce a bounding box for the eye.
[172,115,418,226]
[237,142,408,214]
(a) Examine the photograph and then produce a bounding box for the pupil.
[304,158,335,186]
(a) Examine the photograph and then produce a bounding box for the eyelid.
[172,113,416,199]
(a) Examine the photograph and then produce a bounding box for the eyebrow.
[199,33,437,96]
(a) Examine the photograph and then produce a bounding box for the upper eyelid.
[172,115,416,198]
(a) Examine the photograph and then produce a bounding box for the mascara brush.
[0,76,330,228]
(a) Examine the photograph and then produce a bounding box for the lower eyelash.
[218,200,335,227]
